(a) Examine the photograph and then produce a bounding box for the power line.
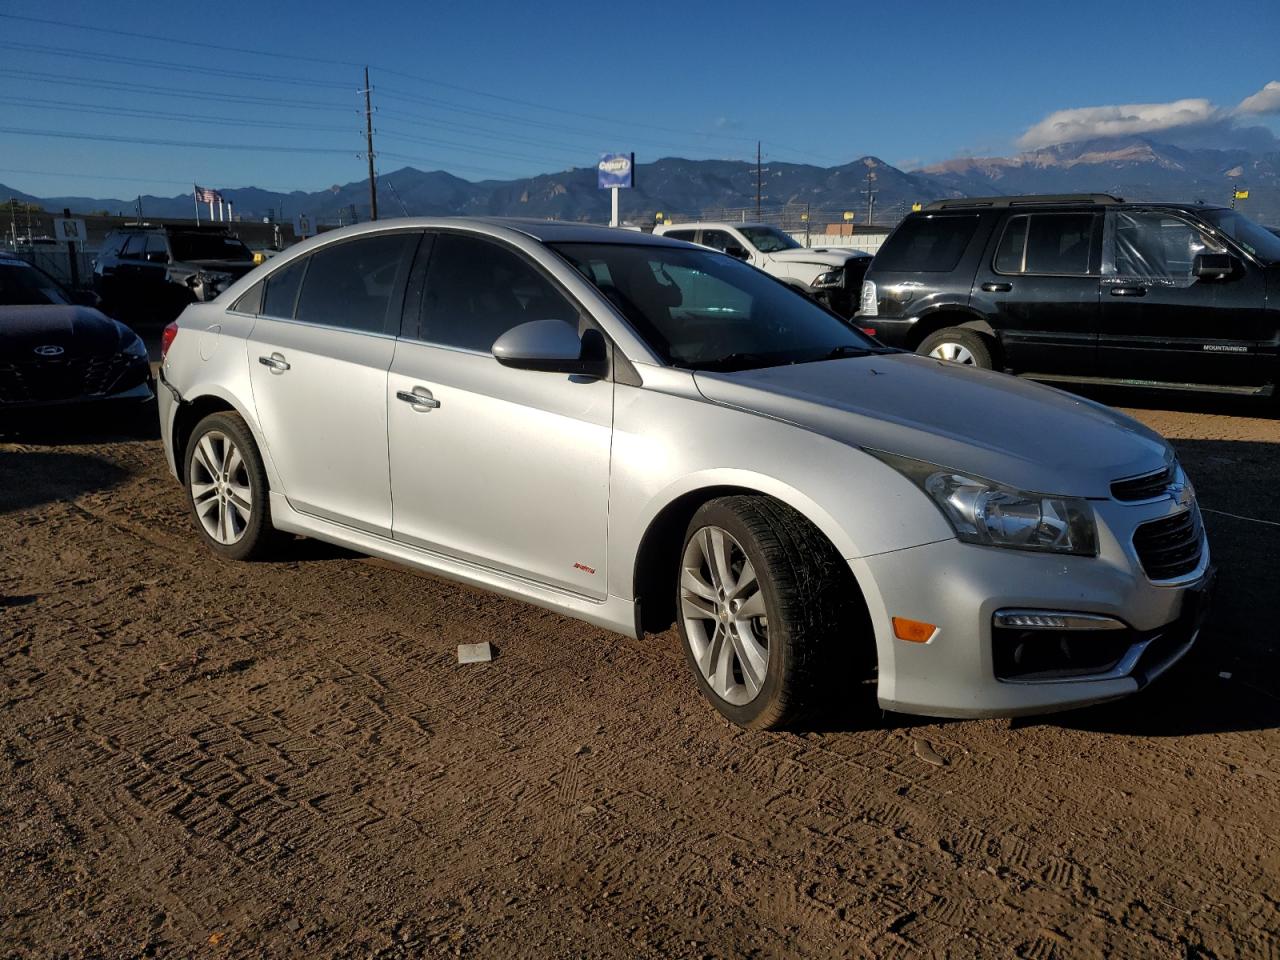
[0,126,356,155]
[0,95,355,133]
[0,41,353,90]
[378,125,584,168]
[0,12,365,68]
[0,68,350,111]
[0,167,304,194]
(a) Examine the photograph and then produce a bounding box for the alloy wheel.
[928,341,976,364]
[680,525,770,706]
[189,430,253,545]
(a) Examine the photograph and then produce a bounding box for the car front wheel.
[676,495,870,729]
[184,411,280,561]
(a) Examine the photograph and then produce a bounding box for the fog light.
[893,617,937,643]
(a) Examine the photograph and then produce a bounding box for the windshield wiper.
[818,344,876,360]
[693,351,784,371]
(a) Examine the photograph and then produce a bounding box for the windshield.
[0,260,73,306]
[1197,208,1280,264]
[552,242,878,371]
[169,232,253,262]
[737,226,801,253]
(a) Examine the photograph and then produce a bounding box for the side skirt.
[268,492,640,638]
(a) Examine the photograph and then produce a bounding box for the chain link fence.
[7,247,97,290]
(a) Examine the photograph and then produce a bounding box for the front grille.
[1133,508,1204,581]
[993,625,1135,681]
[1112,465,1174,501]
[0,354,143,404]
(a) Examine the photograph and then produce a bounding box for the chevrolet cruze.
[157,219,1213,728]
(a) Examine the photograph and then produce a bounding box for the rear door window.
[294,233,418,334]
[261,258,307,319]
[995,213,1097,275]
[875,215,980,272]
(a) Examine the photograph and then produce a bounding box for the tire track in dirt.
[3,420,1280,958]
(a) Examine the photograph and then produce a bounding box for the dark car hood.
[0,305,136,360]
[694,353,1172,498]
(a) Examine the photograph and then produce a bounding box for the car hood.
[0,305,137,360]
[766,248,869,267]
[693,353,1170,498]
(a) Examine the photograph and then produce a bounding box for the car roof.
[465,217,682,246]
[921,195,1232,214]
[656,221,770,230]
[274,216,689,248]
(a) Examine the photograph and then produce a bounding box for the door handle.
[981,282,1012,292]
[1110,286,1147,297]
[396,388,441,410]
[258,353,290,372]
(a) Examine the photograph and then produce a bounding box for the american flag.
[194,184,222,203]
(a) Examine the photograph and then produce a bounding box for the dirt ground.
[2,388,1278,959]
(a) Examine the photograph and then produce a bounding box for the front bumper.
[853,514,1212,718]
[0,367,154,412]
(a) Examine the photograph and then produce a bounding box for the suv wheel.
[184,411,281,561]
[918,327,994,369]
[676,495,868,729]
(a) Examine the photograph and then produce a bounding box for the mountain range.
[4,136,1278,228]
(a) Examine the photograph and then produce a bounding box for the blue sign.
[598,152,634,189]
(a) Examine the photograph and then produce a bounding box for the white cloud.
[1016,82,1279,149]
[1235,80,1280,116]
[1017,98,1219,149]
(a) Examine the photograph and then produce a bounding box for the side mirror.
[726,245,751,261]
[492,319,608,379]
[71,289,102,308]
[1194,252,1237,280]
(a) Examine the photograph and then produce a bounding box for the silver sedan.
[157,218,1212,728]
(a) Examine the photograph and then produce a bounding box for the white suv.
[653,221,871,316]
[158,218,1213,729]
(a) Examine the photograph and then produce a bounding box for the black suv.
[859,194,1280,395]
[93,225,256,326]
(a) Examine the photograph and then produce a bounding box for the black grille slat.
[0,354,136,404]
[1133,509,1204,580]
[1112,465,1174,501]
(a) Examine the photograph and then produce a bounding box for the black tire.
[184,411,281,561]
[675,495,872,730]
[917,326,995,369]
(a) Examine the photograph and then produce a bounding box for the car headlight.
[122,334,148,358]
[868,450,1098,556]
[186,271,234,299]
[813,268,844,288]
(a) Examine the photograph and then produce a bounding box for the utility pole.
[864,169,878,227]
[62,207,80,289]
[363,66,378,221]
[756,141,762,219]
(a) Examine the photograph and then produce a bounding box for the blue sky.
[1,0,1277,199]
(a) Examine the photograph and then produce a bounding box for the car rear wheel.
[918,327,994,369]
[185,411,280,561]
[676,495,870,729]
